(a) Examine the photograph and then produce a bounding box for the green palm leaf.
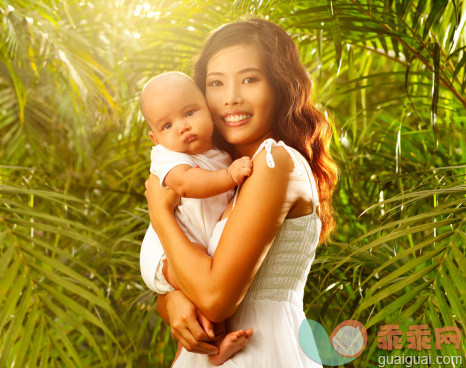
[2,0,465,365]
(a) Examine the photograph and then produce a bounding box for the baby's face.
[143,75,214,154]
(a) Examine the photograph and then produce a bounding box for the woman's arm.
[146,147,294,322]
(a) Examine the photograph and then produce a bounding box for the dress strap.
[231,186,239,209]
[280,141,320,216]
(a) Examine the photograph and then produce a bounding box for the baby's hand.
[227,156,253,185]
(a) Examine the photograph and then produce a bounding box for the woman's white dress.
[173,139,323,368]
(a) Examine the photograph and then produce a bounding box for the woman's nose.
[224,83,243,106]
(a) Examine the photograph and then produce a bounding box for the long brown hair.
[194,18,339,244]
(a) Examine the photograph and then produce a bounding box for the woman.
[145,18,338,367]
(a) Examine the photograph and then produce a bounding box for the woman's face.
[205,43,275,156]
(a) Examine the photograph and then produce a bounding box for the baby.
[139,72,254,366]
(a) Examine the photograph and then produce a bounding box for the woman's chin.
[217,130,248,145]
[224,136,253,149]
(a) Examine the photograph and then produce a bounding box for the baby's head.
[140,72,214,154]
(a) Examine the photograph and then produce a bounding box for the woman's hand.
[145,174,180,232]
[165,291,218,355]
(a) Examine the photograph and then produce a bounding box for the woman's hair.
[194,18,339,244]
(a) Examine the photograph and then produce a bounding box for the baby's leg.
[208,320,254,366]
[163,242,208,290]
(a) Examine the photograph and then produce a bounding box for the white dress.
[173,139,323,368]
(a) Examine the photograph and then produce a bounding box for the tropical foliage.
[1,0,464,366]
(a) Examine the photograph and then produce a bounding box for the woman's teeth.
[224,114,251,122]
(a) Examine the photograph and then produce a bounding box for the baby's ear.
[148,131,158,146]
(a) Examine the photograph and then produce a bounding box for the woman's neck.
[233,132,276,158]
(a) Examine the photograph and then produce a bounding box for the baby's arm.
[164,157,252,198]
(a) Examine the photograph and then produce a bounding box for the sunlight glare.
[114,0,161,20]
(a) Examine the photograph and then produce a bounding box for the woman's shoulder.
[246,143,296,203]
[249,139,316,210]
[252,144,294,175]
[242,144,293,190]
[251,139,308,177]
[240,140,314,220]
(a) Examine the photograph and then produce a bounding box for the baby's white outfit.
[140,144,234,293]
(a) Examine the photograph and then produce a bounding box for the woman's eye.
[208,80,222,87]
[162,123,172,130]
[243,77,258,84]
[185,110,195,118]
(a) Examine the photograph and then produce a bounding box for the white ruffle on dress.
[173,139,323,368]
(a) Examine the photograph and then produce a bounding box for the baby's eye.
[208,80,222,87]
[185,110,195,118]
[162,123,172,130]
[243,77,258,84]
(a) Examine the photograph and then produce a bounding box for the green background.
[1,0,465,367]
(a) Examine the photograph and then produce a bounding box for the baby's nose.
[179,123,191,133]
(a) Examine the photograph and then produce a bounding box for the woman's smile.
[222,111,253,126]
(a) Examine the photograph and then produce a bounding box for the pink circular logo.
[329,320,367,358]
